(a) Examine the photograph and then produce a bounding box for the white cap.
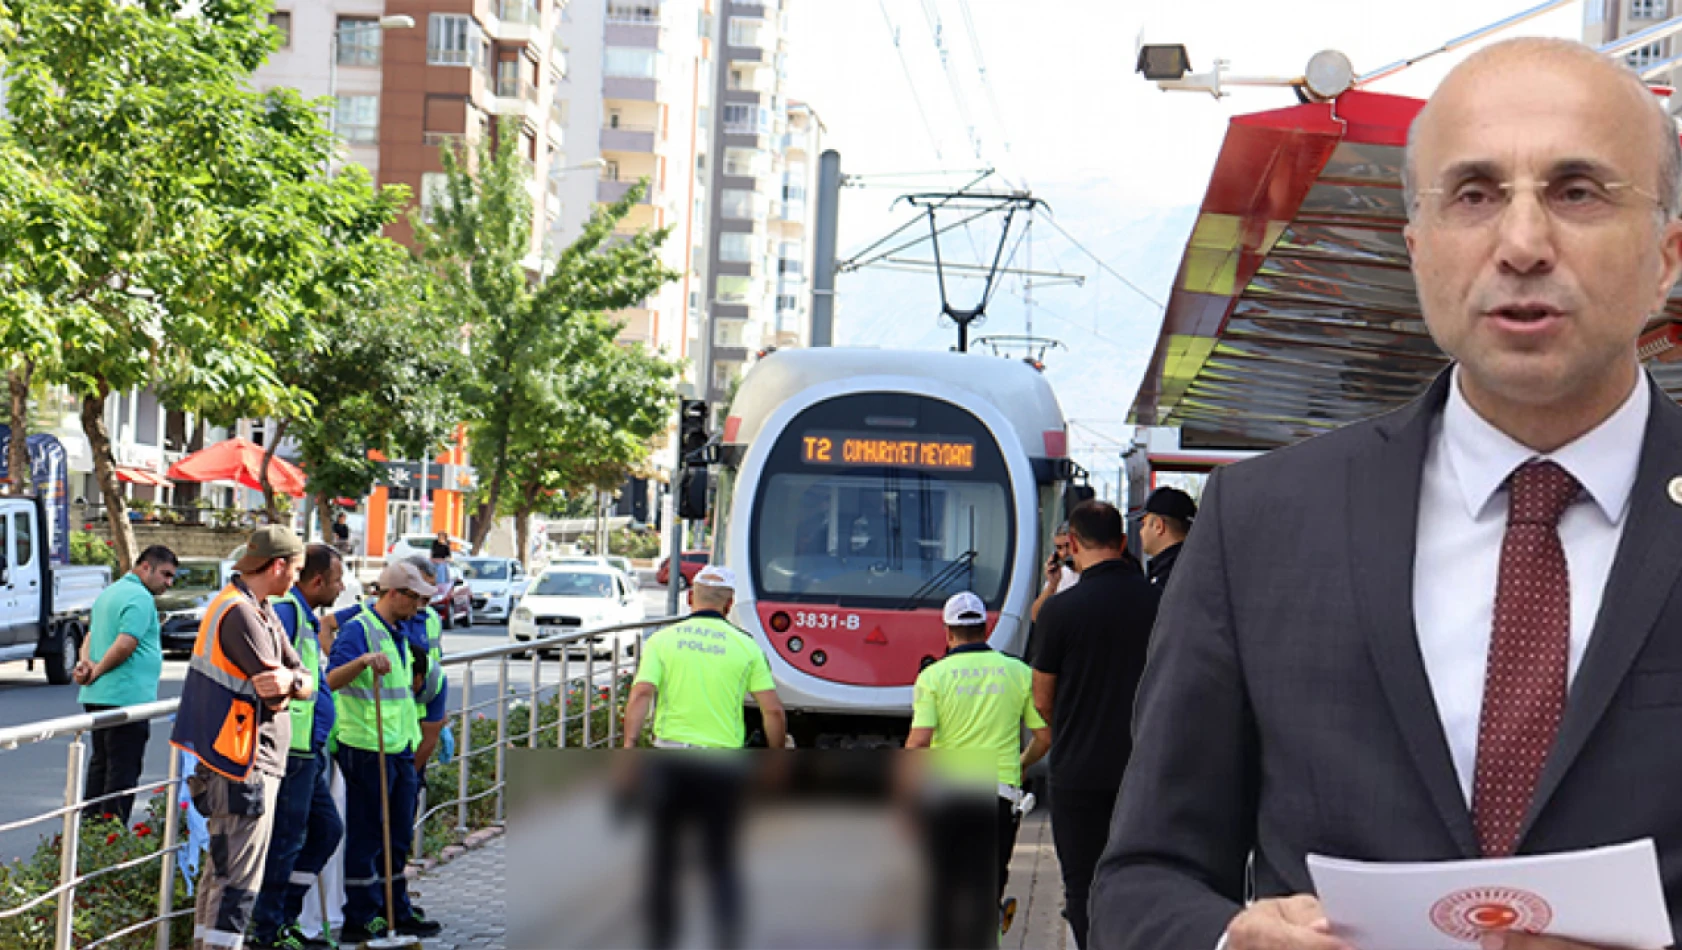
[942,591,987,626]
[693,564,737,590]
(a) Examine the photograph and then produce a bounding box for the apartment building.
[548,0,709,359]
[1585,0,1680,88]
[257,0,572,255]
[695,2,824,400]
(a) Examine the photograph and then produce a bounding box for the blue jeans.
[249,751,343,941]
[336,745,418,928]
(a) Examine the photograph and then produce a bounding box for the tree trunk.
[81,384,137,574]
[314,493,332,541]
[302,493,318,542]
[7,361,32,495]
[469,433,512,554]
[514,503,532,571]
[258,418,289,524]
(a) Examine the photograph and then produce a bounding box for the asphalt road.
[0,581,675,862]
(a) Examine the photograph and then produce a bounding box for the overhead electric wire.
[1040,213,1167,311]
[922,0,983,160]
[880,0,944,162]
[839,168,995,270]
[957,0,1019,180]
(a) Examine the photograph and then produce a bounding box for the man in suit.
[1090,38,1682,950]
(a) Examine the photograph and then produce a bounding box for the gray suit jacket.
[1090,371,1682,948]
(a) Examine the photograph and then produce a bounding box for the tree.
[280,251,468,539]
[416,118,679,552]
[2,0,400,571]
[497,314,679,565]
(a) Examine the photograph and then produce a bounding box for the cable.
[922,0,983,160]
[879,0,944,162]
[1040,213,1167,311]
[957,0,1020,185]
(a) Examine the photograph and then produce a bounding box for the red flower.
[134,823,152,837]
[104,832,118,845]
[180,801,189,809]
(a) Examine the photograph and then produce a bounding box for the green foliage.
[69,529,116,569]
[609,527,662,560]
[415,118,681,550]
[0,797,194,949]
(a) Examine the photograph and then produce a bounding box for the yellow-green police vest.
[334,606,419,754]
[277,590,320,755]
[415,607,444,708]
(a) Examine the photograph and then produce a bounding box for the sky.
[781,0,1586,495]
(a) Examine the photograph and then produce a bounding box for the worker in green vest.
[249,544,345,950]
[325,559,443,944]
[401,556,450,775]
[906,590,1050,943]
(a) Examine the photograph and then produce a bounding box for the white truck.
[0,495,112,684]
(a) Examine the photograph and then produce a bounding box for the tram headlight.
[787,636,803,653]
[810,650,827,667]
[769,611,791,633]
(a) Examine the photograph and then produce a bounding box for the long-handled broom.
[361,688,423,950]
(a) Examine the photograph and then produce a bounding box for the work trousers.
[82,704,150,825]
[250,751,343,941]
[1050,784,1121,950]
[189,767,282,950]
[336,745,417,929]
[924,795,1019,949]
[643,755,746,950]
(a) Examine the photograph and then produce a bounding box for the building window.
[720,188,758,219]
[723,103,768,134]
[268,12,292,48]
[1629,40,1666,69]
[605,47,659,79]
[337,17,382,66]
[428,14,480,66]
[716,275,751,304]
[719,232,754,262]
[1633,0,1667,18]
[728,17,765,48]
[778,258,802,276]
[335,95,380,144]
[776,294,797,312]
[420,172,451,223]
[724,147,764,177]
[608,2,660,24]
[604,159,621,181]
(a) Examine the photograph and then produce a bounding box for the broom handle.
[373,682,398,938]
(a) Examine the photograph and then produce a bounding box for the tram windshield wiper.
[898,549,977,611]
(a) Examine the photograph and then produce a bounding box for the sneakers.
[396,912,444,938]
[337,917,389,944]
[248,923,331,950]
[999,896,1019,935]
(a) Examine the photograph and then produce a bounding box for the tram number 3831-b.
[790,610,863,631]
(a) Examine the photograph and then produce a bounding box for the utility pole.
[811,149,842,346]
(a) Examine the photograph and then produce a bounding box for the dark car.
[430,563,474,628]
[156,558,233,655]
[655,550,710,588]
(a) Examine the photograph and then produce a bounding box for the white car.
[461,556,530,625]
[509,567,645,658]
[388,533,470,560]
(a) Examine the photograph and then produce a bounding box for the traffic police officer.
[324,559,443,943]
[905,590,1051,942]
[170,526,312,950]
[620,565,785,949]
[249,544,345,950]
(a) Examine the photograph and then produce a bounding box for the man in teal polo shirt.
[906,590,1050,940]
[73,544,178,824]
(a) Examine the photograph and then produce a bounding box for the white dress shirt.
[1413,369,1648,804]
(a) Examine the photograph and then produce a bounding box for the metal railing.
[0,614,681,949]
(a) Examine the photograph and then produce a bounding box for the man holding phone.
[1029,523,1079,624]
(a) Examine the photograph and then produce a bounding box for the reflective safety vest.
[278,590,320,755]
[170,585,264,781]
[334,606,419,754]
[414,608,444,708]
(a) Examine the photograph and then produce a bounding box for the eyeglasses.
[1415,175,1662,227]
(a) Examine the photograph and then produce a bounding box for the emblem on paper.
[1429,886,1553,942]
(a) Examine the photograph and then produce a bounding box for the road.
[0,581,675,862]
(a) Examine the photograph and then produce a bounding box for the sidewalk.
[409,808,1070,949]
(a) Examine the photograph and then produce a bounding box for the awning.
[1127,88,1682,450]
[116,466,172,488]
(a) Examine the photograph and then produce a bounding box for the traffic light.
[679,399,709,460]
[678,467,709,520]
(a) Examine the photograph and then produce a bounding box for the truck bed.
[53,565,111,616]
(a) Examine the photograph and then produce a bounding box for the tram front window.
[756,473,1010,606]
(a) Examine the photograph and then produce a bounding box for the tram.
[711,347,1075,744]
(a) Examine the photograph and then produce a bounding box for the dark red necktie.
[1472,459,1580,857]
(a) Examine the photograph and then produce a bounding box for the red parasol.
[166,437,307,498]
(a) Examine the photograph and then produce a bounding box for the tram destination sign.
[800,432,975,471]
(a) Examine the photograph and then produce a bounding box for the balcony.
[713,346,750,365]
[603,76,659,102]
[488,76,539,118]
[545,121,565,148]
[729,1,767,16]
[597,178,652,204]
[606,21,660,47]
[600,123,657,153]
[493,0,541,42]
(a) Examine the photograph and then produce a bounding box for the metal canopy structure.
[1126,88,1682,450]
